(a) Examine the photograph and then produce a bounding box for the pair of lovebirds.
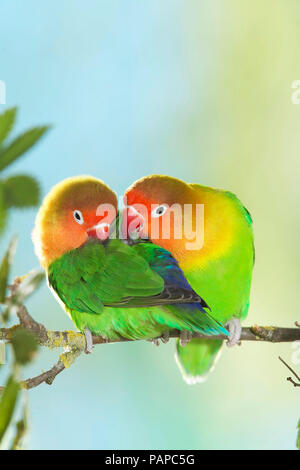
[32,174,254,384]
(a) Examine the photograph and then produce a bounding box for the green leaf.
[11,328,38,365]
[297,419,300,450]
[0,236,18,303]
[0,108,17,146]
[0,183,7,236]
[3,175,40,208]
[0,125,50,172]
[0,374,20,443]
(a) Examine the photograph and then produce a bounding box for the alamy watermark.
[89,201,205,251]
[0,80,6,104]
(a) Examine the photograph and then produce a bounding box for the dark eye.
[73,210,84,225]
[151,204,168,218]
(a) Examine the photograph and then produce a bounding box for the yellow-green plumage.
[175,185,254,383]
[125,176,255,383]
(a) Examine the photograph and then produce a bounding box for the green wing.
[48,239,208,315]
[48,239,164,314]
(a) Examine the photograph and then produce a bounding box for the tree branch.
[1,294,300,391]
[2,315,300,346]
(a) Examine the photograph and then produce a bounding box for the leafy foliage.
[0,125,49,172]
[0,107,17,145]
[0,107,50,236]
[0,107,49,449]
[297,419,300,450]
[10,329,38,365]
[0,236,17,303]
[0,244,44,448]
[3,175,40,208]
[0,375,20,442]
[0,184,7,236]
[10,405,29,450]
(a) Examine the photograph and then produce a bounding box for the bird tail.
[167,303,229,337]
[175,338,224,384]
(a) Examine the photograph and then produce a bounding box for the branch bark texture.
[1,299,300,391]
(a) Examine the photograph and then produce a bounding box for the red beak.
[122,206,144,239]
[87,223,110,240]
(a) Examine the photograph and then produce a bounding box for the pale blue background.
[0,0,299,449]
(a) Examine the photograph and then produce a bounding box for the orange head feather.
[124,175,195,258]
[33,175,117,268]
[124,175,251,270]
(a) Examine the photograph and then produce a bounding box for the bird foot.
[84,328,93,354]
[161,331,170,344]
[225,318,242,347]
[179,330,193,347]
[148,331,170,346]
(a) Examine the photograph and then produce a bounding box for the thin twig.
[287,378,300,388]
[279,356,300,388]
[21,347,82,390]
[22,361,65,390]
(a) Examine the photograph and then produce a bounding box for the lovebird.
[124,175,254,383]
[32,176,228,356]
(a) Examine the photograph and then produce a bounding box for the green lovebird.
[32,176,228,359]
[124,175,255,383]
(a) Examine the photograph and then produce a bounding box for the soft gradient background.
[0,0,299,450]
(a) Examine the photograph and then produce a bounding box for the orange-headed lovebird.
[124,175,254,383]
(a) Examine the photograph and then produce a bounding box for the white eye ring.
[73,210,84,225]
[151,204,168,218]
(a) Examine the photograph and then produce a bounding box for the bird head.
[33,176,117,268]
[124,174,251,268]
[123,175,198,256]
